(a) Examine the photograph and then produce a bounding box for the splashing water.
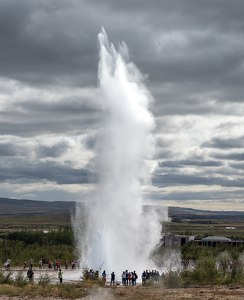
[74,28,168,276]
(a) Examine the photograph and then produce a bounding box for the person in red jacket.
[128,272,132,285]
[56,260,60,270]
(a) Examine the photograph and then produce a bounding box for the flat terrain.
[0,214,71,233]
[109,285,244,300]
[1,197,244,238]
[165,220,244,239]
[1,214,244,238]
[0,285,243,299]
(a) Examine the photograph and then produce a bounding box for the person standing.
[102,270,106,285]
[121,271,126,286]
[132,272,135,286]
[110,272,115,286]
[77,260,80,269]
[71,260,75,269]
[142,271,146,286]
[56,260,60,270]
[54,259,56,270]
[125,270,129,286]
[128,272,132,285]
[58,269,63,283]
[6,259,11,270]
[134,271,138,286]
[23,261,26,270]
[65,260,68,269]
[27,267,34,283]
[39,258,42,269]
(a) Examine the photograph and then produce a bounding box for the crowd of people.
[91,269,164,286]
[121,270,138,286]
[21,257,79,283]
[22,258,80,270]
[141,270,161,285]
[26,266,63,283]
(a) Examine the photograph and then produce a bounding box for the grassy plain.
[164,219,244,239]
[0,282,243,299]
[0,214,71,234]
[0,212,244,299]
[1,213,244,240]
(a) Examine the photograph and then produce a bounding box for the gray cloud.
[229,163,244,170]
[84,134,97,150]
[0,158,96,185]
[0,143,16,156]
[212,152,244,161]
[202,137,244,149]
[0,1,244,207]
[152,173,244,188]
[158,160,223,168]
[35,140,71,158]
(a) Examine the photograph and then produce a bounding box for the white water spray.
[74,28,167,276]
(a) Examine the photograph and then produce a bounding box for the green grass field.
[0,214,71,234]
[1,214,243,240]
[164,219,244,239]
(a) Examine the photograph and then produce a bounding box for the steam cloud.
[74,28,168,275]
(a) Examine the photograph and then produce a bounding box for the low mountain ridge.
[0,198,243,220]
[0,198,76,215]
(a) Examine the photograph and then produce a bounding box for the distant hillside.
[0,198,76,215]
[168,206,244,220]
[0,198,243,220]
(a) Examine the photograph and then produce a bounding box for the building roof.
[201,236,231,242]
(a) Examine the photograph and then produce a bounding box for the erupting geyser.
[73,28,167,275]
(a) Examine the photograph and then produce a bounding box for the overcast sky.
[1,0,244,210]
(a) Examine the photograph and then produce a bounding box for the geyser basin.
[73,28,168,276]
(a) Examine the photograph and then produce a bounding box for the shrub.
[0,286,20,296]
[164,270,182,288]
[0,271,13,285]
[145,277,155,286]
[14,271,29,287]
[57,283,86,298]
[81,266,89,280]
[38,273,51,286]
[183,256,218,285]
[218,250,231,278]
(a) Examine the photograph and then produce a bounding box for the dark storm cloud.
[1,0,244,205]
[0,158,97,185]
[152,173,244,188]
[0,0,243,93]
[0,1,98,86]
[0,117,100,137]
[229,163,244,170]
[0,91,102,136]
[154,149,172,160]
[0,143,16,156]
[35,140,71,158]
[84,134,97,150]
[212,152,244,161]
[201,137,244,149]
[158,160,223,168]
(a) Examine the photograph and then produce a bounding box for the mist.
[73,28,168,276]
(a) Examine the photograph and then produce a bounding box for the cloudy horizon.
[1,0,244,211]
